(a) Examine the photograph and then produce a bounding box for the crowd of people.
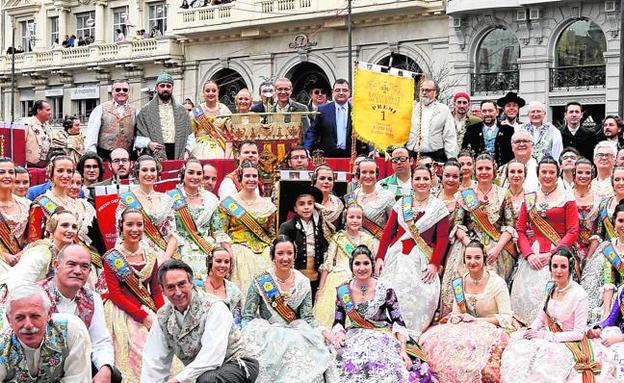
[4,69,624,382]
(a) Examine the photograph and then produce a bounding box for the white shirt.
[54,289,115,370]
[217,178,260,201]
[0,314,92,383]
[408,101,458,159]
[85,102,134,153]
[524,157,539,192]
[141,300,233,382]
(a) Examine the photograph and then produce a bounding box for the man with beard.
[451,92,480,146]
[558,102,596,160]
[93,148,133,186]
[136,71,194,160]
[497,92,525,130]
[85,79,137,161]
[0,283,92,382]
[462,100,513,166]
[407,79,457,162]
[596,115,624,149]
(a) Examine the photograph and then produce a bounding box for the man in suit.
[559,101,596,160]
[252,78,310,139]
[303,79,367,158]
[462,100,513,166]
[306,82,328,122]
[135,71,194,160]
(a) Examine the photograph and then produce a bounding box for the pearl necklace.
[275,270,293,284]
[556,282,572,294]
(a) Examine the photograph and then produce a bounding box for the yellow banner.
[352,66,415,151]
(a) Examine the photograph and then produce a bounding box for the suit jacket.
[251,99,310,140]
[559,125,597,160]
[279,215,327,272]
[303,101,368,158]
[461,122,514,165]
[135,96,192,160]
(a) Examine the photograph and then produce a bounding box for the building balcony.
[0,37,183,75]
[549,65,605,91]
[447,0,519,15]
[470,70,519,95]
[174,0,443,36]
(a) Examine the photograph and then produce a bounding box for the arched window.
[476,28,520,73]
[556,19,606,67]
[209,68,248,112]
[377,54,422,73]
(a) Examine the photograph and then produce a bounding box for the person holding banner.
[420,240,513,383]
[190,80,233,160]
[102,207,165,383]
[213,160,276,302]
[343,158,394,247]
[115,155,178,264]
[511,156,579,326]
[323,245,435,383]
[375,165,450,338]
[501,247,617,382]
[241,235,332,383]
[440,153,516,317]
[0,158,30,272]
[168,158,222,283]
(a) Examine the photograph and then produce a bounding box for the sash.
[344,193,384,240]
[601,243,624,277]
[192,106,227,150]
[599,199,616,241]
[168,188,215,256]
[525,192,562,247]
[461,189,517,257]
[452,276,467,314]
[119,192,169,252]
[28,196,60,242]
[255,272,297,323]
[37,195,60,217]
[77,239,103,269]
[0,211,21,255]
[221,196,272,245]
[103,249,157,312]
[543,286,601,383]
[336,235,357,259]
[402,195,433,260]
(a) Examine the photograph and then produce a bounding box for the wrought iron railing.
[549,65,605,90]
[470,70,519,95]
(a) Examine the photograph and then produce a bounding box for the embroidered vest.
[99,101,136,151]
[0,319,69,382]
[39,279,95,328]
[157,292,245,366]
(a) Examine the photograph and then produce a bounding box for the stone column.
[58,8,69,44]
[183,61,199,103]
[94,1,106,43]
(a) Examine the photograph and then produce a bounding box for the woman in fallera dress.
[511,156,579,325]
[501,247,617,382]
[505,159,527,219]
[190,80,233,159]
[204,246,242,327]
[0,158,30,273]
[588,282,624,380]
[435,159,461,214]
[375,164,450,338]
[241,235,332,383]
[115,155,178,264]
[421,240,512,383]
[313,164,345,241]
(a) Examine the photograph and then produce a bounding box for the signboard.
[70,86,100,100]
[45,88,64,97]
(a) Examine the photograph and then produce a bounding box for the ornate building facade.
[447,0,620,127]
[0,0,448,124]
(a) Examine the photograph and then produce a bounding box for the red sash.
[0,211,21,255]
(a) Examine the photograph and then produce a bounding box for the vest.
[157,292,245,366]
[0,319,69,382]
[98,101,136,152]
[39,278,95,328]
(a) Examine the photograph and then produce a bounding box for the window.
[20,100,34,118]
[20,20,36,52]
[476,28,520,73]
[112,7,129,41]
[555,19,606,67]
[76,99,98,123]
[76,11,96,40]
[148,2,167,36]
[47,97,64,124]
[50,17,59,47]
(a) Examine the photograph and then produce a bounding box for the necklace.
[185,188,201,199]
[542,186,557,199]
[477,184,494,203]
[360,189,376,202]
[120,245,142,258]
[574,188,589,198]
[556,281,572,294]
[0,198,14,209]
[208,278,224,290]
[470,272,485,286]
[355,281,370,295]
[276,270,293,284]
[239,195,256,206]
[509,187,524,197]
[136,188,156,203]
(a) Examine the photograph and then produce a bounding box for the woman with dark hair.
[241,235,331,382]
[103,207,164,383]
[213,160,276,301]
[436,159,461,213]
[191,80,233,159]
[323,244,435,382]
[421,240,512,382]
[441,153,515,317]
[0,158,29,271]
[168,158,223,282]
[512,156,580,325]
[573,158,601,260]
[50,115,84,164]
[505,159,527,218]
[204,246,242,327]
[313,164,345,242]
[457,150,476,190]
[376,164,450,338]
[501,246,617,381]
[116,155,178,264]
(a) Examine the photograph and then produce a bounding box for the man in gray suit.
[271,78,311,141]
[135,71,194,160]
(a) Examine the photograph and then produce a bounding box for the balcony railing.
[549,65,606,91]
[470,70,519,95]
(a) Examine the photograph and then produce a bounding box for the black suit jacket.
[278,216,327,272]
[461,122,514,165]
[559,125,597,160]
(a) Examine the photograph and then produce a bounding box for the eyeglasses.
[561,154,578,161]
[595,153,614,159]
[512,139,532,145]
[391,156,409,164]
[312,90,326,95]
[112,158,130,164]
[114,88,129,93]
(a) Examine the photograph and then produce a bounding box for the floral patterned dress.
[597,285,624,380]
[191,102,231,159]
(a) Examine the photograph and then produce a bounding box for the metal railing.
[549,65,606,90]
[470,70,519,95]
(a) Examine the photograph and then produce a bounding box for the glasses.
[114,88,129,93]
[561,154,578,161]
[512,139,531,145]
[312,90,326,95]
[112,158,130,164]
[391,156,409,164]
[596,153,614,159]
